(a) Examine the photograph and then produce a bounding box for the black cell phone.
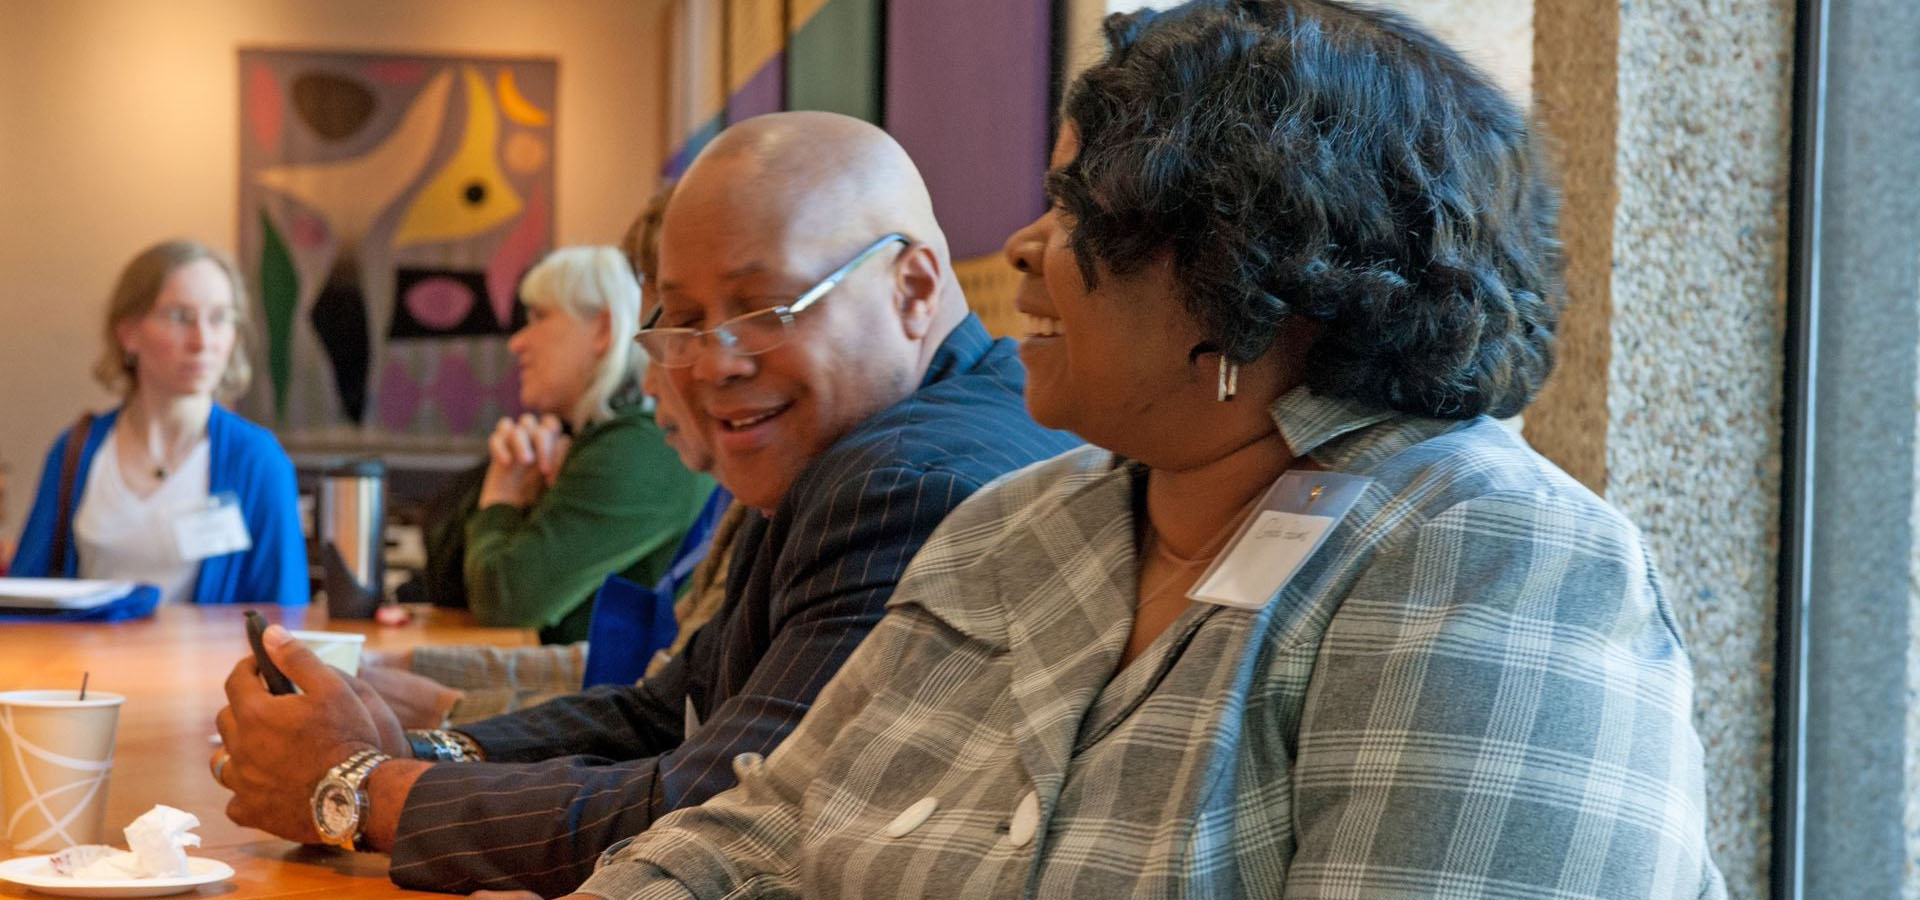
[244,610,296,695]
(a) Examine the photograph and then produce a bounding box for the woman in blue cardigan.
[13,239,306,606]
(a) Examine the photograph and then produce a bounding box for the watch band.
[314,747,390,851]
[404,729,485,763]
[332,747,388,790]
[406,729,456,762]
[444,729,484,761]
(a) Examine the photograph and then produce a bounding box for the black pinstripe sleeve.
[386,465,981,896]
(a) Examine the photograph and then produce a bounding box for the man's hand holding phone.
[212,615,409,844]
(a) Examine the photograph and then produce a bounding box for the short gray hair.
[518,246,645,425]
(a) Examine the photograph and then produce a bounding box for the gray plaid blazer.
[580,388,1727,899]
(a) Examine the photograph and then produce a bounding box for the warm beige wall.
[0,0,669,538]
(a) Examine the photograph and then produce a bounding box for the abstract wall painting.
[237,49,556,444]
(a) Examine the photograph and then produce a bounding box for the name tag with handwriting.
[1190,511,1335,609]
[1187,471,1370,610]
[172,494,252,563]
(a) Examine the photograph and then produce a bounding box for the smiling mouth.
[718,402,792,431]
[1021,313,1064,338]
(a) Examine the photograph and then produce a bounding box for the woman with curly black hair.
[560,2,1725,897]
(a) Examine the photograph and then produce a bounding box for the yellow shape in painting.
[393,65,523,248]
[255,69,453,245]
[496,68,550,127]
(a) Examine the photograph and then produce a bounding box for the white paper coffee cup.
[288,630,366,676]
[0,690,124,851]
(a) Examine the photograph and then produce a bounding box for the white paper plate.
[0,855,233,897]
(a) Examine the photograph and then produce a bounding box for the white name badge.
[172,493,253,563]
[1188,470,1371,610]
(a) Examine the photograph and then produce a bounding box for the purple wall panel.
[726,56,786,125]
[885,2,1052,260]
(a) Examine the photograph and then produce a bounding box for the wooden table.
[0,603,535,898]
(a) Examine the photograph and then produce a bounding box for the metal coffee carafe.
[316,459,385,619]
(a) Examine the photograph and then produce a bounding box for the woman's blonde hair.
[94,239,253,399]
[518,246,645,425]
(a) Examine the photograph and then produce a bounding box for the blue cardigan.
[13,405,309,605]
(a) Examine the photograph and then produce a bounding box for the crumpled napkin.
[48,805,202,880]
[124,805,201,877]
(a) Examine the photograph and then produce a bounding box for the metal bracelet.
[442,729,485,762]
[404,728,483,763]
[404,729,460,763]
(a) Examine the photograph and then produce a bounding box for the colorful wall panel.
[726,0,787,125]
[887,2,1055,336]
[664,1,727,178]
[785,0,883,124]
[659,0,1057,338]
[236,49,555,443]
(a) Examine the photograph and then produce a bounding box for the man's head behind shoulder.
[649,111,969,512]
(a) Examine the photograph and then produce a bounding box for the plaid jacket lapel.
[982,457,1139,799]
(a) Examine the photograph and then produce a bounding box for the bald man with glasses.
[212,111,1080,897]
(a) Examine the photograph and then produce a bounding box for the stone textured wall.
[1607,1,1794,895]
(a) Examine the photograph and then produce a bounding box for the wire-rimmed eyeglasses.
[635,233,910,368]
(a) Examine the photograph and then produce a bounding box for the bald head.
[651,112,971,512]
[671,112,957,306]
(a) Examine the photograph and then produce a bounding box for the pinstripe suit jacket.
[579,388,1726,900]
[386,316,1081,895]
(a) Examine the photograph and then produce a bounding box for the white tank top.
[72,424,211,605]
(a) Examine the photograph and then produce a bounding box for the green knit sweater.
[463,403,712,643]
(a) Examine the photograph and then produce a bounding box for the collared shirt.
[580,387,1727,900]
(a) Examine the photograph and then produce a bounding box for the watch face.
[317,783,358,837]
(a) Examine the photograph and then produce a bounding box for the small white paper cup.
[287,630,366,676]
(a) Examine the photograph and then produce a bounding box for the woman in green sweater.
[467,246,712,643]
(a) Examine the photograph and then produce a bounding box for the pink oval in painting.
[403,277,475,330]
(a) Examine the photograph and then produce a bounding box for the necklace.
[1150,533,1226,568]
[125,419,199,482]
[143,436,183,480]
[1136,535,1226,611]
[1135,494,1265,611]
